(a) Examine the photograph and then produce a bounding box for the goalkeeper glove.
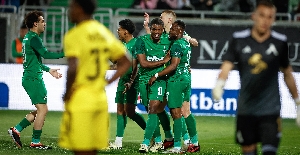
[295,98,300,127]
[212,79,225,102]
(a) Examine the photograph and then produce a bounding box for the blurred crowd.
[0,0,52,12]
[130,0,300,19]
[1,0,300,20]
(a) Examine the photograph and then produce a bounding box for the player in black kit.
[212,1,300,155]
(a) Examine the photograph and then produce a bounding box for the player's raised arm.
[143,12,151,34]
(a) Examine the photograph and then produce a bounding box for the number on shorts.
[158,87,162,96]
[166,92,169,101]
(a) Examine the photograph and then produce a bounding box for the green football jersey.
[117,38,137,91]
[135,34,171,84]
[22,31,64,79]
[167,38,191,82]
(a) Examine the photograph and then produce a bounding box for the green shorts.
[166,81,189,108]
[115,85,138,104]
[22,78,47,105]
[183,83,191,102]
[139,80,166,107]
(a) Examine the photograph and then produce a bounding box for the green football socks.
[157,110,173,139]
[173,118,183,148]
[185,114,199,145]
[143,114,158,146]
[15,118,31,132]
[153,119,161,142]
[181,116,189,141]
[32,129,42,143]
[116,114,127,137]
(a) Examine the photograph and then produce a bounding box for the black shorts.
[235,115,281,147]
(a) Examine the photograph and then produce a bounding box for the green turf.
[0,110,299,154]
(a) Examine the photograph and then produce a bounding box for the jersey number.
[87,49,100,80]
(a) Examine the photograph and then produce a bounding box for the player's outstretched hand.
[212,79,225,102]
[144,12,149,27]
[148,76,157,86]
[49,69,62,79]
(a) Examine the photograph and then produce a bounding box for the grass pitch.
[0,110,299,155]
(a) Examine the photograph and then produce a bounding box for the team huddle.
[109,10,200,154]
[7,0,300,155]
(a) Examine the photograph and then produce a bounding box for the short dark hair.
[173,20,185,30]
[74,0,96,15]
[24,10,44,28]
[150,18,164,28]
[256,0,275,9]
[119,19,135,34]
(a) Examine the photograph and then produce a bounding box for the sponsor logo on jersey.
[146,56,164,61]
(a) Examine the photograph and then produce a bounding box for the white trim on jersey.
[233,29,251,38]
[271,30,287,42]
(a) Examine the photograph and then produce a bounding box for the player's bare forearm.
[107,55,131,84]
[129,59,138,82]
[157,58,179,77]
[282,66,299,99]
[218,61,234,80]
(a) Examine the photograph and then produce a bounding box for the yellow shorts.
[59,88,109,151]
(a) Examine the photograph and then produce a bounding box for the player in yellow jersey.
[58,0,131,155]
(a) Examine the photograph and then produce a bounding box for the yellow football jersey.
[64,20,126,92]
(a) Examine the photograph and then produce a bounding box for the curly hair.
[119,19,135,34]
[24,10,43,29]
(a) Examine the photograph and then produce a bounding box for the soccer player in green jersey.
[109,19,146,149]
[144,10,199,150]
[136,18,171,153]
[8,10,64,149]
[149,20,199,153]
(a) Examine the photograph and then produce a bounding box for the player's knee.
[148,106,159,114]
[117,110,125,115]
